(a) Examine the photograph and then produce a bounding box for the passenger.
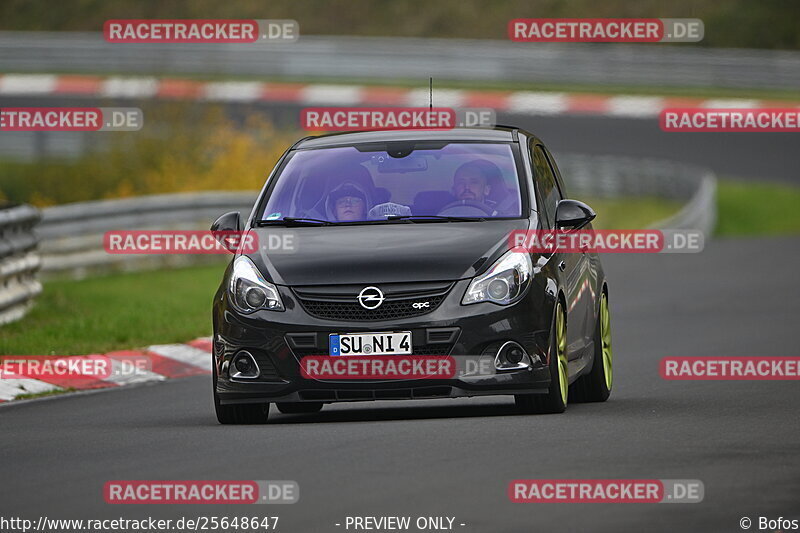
[326,181,371,222]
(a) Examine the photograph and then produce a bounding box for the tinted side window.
[542,147,567,199]
[532,145,562,228]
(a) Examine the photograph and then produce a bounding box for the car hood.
[249,219,532,286]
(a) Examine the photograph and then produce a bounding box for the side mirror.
[555,199,596,230]
[211,211,242,252]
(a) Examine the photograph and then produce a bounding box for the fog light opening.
[495,341,533,371]
[230,350,260,379]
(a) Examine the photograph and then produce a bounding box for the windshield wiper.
[386,214,486,222]
[259,217,333,226]
[257,215,484,226]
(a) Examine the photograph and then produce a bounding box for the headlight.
[462,250,533,306]
[229,256,284,313]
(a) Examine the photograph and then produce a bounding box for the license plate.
[329,331,412,356]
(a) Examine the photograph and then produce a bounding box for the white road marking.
[102,359,167,386]
[203,81,263,101]
[0,74,58,94]
[147,344,212,371]
[507,92,568,115]
[701,99,760,109]
[607,96,665,117]
[301,84,363,105]
[100,77,159,98]
[0,377,61,401]
[406,88,465,108]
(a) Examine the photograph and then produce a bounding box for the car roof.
[293,126,540,149]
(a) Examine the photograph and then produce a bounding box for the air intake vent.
[426,327,460,344]
[292,281,453,322]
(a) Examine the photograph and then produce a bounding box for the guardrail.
[1,31,798,91]
[37,192,256,278]
[34,153,716,279]
[0,204,42,325]
[558,155,717,231]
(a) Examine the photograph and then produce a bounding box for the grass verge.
[582,196,682,230]
[716,179,800,236]
[14,388,76,401]
[0,263,225,356]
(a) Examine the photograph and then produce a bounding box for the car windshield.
[259,142,523,224]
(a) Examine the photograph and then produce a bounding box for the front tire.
[571,290,612,402]
[215,398,271,424]
[515,299,568,414]
[213,360,270,424]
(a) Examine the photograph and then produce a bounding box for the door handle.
[558,260,566,272]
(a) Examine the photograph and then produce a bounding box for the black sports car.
[210,126,612,423]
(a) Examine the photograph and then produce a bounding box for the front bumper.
[213,278,555,405]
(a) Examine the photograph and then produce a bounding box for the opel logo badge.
[358,286,385,310]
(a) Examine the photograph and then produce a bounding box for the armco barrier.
[0,204,42,325]
[34,154,716,279]
[36,191,256,278]
[1,32,798,91]
[557,155,717,232]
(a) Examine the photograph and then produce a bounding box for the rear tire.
[276,402,324,414]
[571,290,612,403]
[515,300,568,414]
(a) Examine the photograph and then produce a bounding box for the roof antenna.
[429,77,433,111]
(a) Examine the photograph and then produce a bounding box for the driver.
[451,159,501,208]
[326,181,371,222]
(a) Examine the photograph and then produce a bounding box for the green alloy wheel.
[571,290,613,403]
[515,299,568,414]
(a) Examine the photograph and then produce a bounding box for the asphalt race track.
[2,235,799,532]
[507,113,800,184]
[2,95,799,183]
[2,91,798,531]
